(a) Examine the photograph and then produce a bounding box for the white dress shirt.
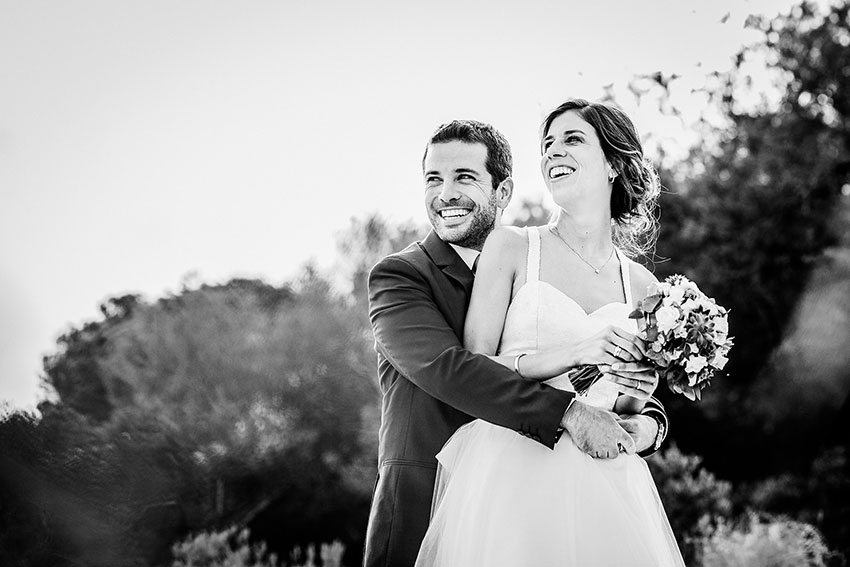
[449,244,480,272]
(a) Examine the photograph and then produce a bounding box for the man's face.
[422,141,508,250]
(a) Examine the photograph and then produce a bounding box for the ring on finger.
[613,345,622,359]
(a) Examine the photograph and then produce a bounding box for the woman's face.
[540,110,612,214]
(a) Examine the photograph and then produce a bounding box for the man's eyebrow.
[424,169,441,177]
[454,167,481,175]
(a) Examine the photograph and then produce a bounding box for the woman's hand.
[600,361,659,400]
[571,325,648,367]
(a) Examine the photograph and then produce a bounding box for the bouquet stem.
[567,365,603,396]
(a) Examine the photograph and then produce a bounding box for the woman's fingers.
[610,327,648,359]
[587,326,650,366]
[603,367,658,399]
[608,335,642,362]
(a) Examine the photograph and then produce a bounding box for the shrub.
[647,443,733,561]
[171,526,345,567]
[696,512,831,567]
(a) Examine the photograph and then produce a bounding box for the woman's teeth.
[549,166,575,179]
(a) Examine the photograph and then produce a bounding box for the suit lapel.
[419,230,474,295]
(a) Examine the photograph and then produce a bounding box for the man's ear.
[495,177,513,210]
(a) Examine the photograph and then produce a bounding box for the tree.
[2,274,381,566]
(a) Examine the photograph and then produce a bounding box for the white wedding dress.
[416,227,685,567]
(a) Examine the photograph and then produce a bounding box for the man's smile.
[438,207,472,219]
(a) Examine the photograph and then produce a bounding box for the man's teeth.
[549,166,576,179]
[440,208,471,219]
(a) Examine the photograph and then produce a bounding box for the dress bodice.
[497,226,638,410]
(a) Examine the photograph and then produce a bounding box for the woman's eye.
[566,136,582,144]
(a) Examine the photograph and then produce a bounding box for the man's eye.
[425,177,441,185]
[458,174,474,181]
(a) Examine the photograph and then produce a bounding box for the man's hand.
[616,414,659,454]
[561,401,635,458]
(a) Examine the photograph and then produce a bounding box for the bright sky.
[0,0,812,411]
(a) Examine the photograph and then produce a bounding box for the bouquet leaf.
[639,293,663,313]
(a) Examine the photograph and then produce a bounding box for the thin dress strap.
[616,248,633,305]
[526,227,541,284]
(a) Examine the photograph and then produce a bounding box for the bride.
[415,99,686,566]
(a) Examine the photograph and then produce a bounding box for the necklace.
[548,225,615,274]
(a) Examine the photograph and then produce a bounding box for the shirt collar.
[448,244,480,271]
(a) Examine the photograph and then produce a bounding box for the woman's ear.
[606,161,619,182]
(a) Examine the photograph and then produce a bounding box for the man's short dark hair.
[423,120,513,189]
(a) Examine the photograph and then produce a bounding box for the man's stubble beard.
[446,191,499,250]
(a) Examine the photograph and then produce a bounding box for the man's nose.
[438,181,462,202]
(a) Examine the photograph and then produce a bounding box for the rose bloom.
[656,305,680,333]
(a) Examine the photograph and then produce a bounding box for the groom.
[363,120,668,567]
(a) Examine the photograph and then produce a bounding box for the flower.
[711,351,729,370]
[668,285,685,303]
[685,355,708,375]
[712,317,729,337]
[655,305,679,333]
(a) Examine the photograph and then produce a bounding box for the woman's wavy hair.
[540,99,660,259]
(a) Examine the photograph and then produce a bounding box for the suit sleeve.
[636,396,669,458]
[369,255,574,449]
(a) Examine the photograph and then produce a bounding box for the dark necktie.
[472,255,480,275]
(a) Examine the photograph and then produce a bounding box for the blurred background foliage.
[2,1,850,565]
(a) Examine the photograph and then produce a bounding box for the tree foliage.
[2,277,379,566]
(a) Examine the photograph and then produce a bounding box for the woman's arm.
[465,227,631,381]
[464,226,523,356]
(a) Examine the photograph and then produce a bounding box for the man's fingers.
[618,430,636,454]
[616,417,637,434]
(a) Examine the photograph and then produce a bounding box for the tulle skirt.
[415,419,685,567]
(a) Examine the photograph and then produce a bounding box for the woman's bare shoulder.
[481,225,528,255]
[628,260,659,301]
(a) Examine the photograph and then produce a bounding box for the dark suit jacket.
[362,231,574,567]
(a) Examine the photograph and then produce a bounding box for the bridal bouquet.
[569,274,733,401]
[628,274,733,400]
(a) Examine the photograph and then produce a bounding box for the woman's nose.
[546,141,567,159]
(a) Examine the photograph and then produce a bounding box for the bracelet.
[652,416,666,452]
[637,412,666,457]
[513,353,527,376]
